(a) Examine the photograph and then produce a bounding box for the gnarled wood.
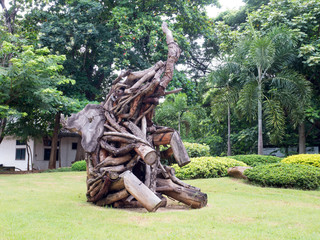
[62,22,207,212]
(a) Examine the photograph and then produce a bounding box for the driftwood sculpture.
[63,22,207,212]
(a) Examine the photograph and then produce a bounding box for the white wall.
[33,137,78,170]
[0,136,34,171]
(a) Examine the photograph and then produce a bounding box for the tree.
[207,62,241,156]
[0,40,76,169]
[236,25,311,154]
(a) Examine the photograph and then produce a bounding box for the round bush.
[281,154,320,168]
[71,160,86,171]
[229,155,281,167]
[183,142,210,158]
[172,157,247,180]
[244,163,320,190]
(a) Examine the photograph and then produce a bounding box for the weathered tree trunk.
[74,137,86,162]
[257,77,263,155]
[0,0,16,34]
[49,112,61,169]
[62,22,207,212]
[0,118,7,145]
[298,122,306,154]
[227,103,232,156]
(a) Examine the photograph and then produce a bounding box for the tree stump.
[63,22,207,212]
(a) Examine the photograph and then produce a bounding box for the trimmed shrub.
[183,142,210,158]
[172,157,247,180]
[229,155,281,167]
[244,163,320,190]
[71,160,86,171]
[281,154,320,168]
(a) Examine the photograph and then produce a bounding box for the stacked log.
[63,22,207,212]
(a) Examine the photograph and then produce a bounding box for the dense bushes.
[282,154,320,168]
[183,142,210,158]
[71,160,86,171]
[172,157,247,180]
[244,163,320,190]
[229,155,281,167]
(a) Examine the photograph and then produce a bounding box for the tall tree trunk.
[298,122,306,154]
[0,118,7,144]
[0,0,16,34]
[257,71,263,155]
[26,141,30,171]
[58,137,62,168]
[49,112,61,169]
[178,113,181,134]
[227,103,231,156]
[74,136,86,162]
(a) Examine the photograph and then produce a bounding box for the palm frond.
[264,98,285,144]
[237,81,258,121]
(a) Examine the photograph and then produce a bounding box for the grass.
[0,172,319,240]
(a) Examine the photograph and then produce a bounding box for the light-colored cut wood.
[170,131,190,167]
[120,170,162,212]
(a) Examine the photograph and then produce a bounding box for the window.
[43,138,60,147]
[72,142,78,150]
[44,149,59,161]
[16,148,26,160]
[16,140,26,145]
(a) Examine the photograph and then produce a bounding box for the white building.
[0,131,80,171]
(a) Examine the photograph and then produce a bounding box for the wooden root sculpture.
[63,22,207,212]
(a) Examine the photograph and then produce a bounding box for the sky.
[207,0,245,18]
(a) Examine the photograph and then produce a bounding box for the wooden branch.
[125,60,164,84]
[165,88,183,95]
[100,141,136,156]
[95,154,132,168]
[157,22,182,95]
[123,121,146,140]
[153,131,174,146]
[100,165,127,173]
[164,165,200,191]
[96,189,129,206]
[156,178,207,209]
[109,178,125,191]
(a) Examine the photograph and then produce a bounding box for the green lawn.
[0,172,319,240]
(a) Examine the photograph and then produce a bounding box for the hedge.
[172,157,247,180]
[71,160,86,171]
[281,154,320,168]
[229,155,281,167]
[244,163,320,190]
[183,142,210,158]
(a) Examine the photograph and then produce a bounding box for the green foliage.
[183,142,210,158]
[245,163,320,190]
[172,157,247,179]
[229,155,281,167]
[282,154,320,168]
[71,160,86,171]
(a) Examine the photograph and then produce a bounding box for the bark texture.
[63,22,207,212]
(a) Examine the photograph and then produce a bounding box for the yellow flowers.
[282,154,320,168]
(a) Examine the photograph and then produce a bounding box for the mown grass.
[0,172,319,240]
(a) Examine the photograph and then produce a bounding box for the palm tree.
[207,62,241,156]
[236,25,311,154]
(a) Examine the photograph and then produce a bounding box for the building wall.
[0,136,34,171]
[263,146,319,157]
[33,137,78,170]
